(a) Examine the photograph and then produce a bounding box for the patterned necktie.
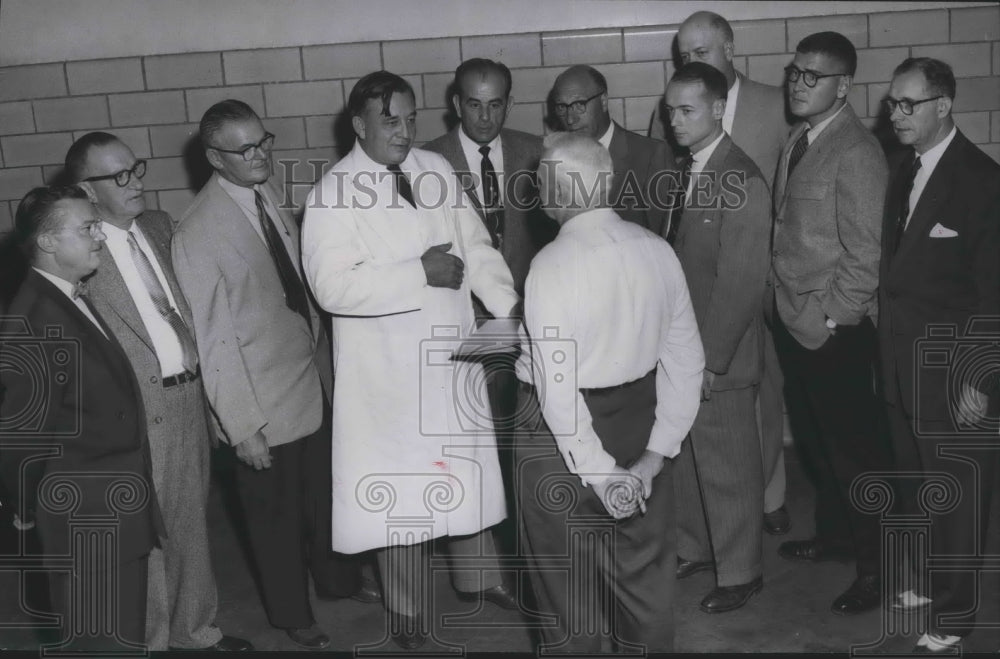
[478,145,504,249]
[786,131,809,177]
[388,164,415,208]
[126,230,199,372]
[894,154,922,252]
[254,190,312,331]
[665,154,694,245]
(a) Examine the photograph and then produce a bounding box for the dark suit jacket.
[673,134,772,390]
[878,130,1000,422]
[423,127,556,298]
[608,122,674,236]
[0,269,163,565]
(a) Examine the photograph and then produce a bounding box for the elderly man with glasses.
[65,132,252,652]
[769,32,892,617]
[171,100,374,651]
[548,65,674,235]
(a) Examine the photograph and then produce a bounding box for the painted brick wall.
[0,4,998,232]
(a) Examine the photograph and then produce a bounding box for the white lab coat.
[302,143,520,554]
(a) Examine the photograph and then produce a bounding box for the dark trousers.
[48,556,148,651]
[773,314,892,578]
[234,410,361,629]
[887,401,998,638]
[515,372,675,654]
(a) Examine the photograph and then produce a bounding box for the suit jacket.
[651,73,790,189]
[879,130,1000,422]
[608,122,675,235]
[673,134,772,390]
[423,127,556,298]
[772,104,888,349]
[172,173,332,448]
[87,210,218,451]
[0,269,163,565]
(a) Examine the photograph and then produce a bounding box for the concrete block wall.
[0,4,998,231]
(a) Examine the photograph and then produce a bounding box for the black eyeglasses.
[883,96,944,116]
[208,132,275,161]
[83,160,146,187]
[784,65,847,88]
[553,91,605,116]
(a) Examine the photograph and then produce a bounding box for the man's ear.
[836,75,853,99]
[77,181,98,204]
[36,231,58,255]
[723,41,735,62]
[712,98,726,121]
[205,148,224,170]
[451,94,462,118]
[600,92,609,114]
[352,115,367,141]
[505,94,515,116]
[937,96,953,118]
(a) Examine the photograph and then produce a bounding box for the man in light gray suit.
[651,11,793,538]
[66,132,251,652]
[770,32,892,616]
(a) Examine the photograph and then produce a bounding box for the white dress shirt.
[687,130,726,201]
[458,129,505,207]
[597,121,615,150]
[906,126,956,228]
[722,74,741,136]
[33,267,108,339]
[101,221,185,376]
[515,207,705,486]
[806,102,848,145]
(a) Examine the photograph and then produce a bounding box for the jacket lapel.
[143,224,196,331]
[89,246,156,354]
[442,130,486,219]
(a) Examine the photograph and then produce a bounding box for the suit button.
[117,412,126,421]
[773,250,781,258]
[150,376,158,384]
[153,416,163,424]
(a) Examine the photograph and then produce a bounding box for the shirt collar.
[215,172,258,205]
[458,127,501,160]
[915,125,956,167]
[32,267,78,299]
[559,207,619,236]
[597,122,615,150]
[691,131,725,167]
[806,102,848,144]
[722,75,741,131]
[100,218,137,243]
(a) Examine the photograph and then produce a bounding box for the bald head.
[550,65,611,139]
[677,11,737,87]
[538,132,613,224]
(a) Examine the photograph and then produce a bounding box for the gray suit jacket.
[771,103,888,349]
[172,174,332,448]
[423,127,556,297]
[651,73,790,189]
[608,122,674,235]
[673,134,772,390]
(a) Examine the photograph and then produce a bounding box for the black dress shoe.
[763,505,791,535]
[778,538,854,563]
[676,556,715,579]
[911,633,961,654]
[285,626,331,650]
[831,575,881,615]
[389,612,427,650]
[351,577,382,604]
[457,583,518,610]
[169,635,254,651]
[699,576,763,613]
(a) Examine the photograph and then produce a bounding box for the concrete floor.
[2,446,998,654]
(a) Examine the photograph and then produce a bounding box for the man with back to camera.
[172,100,373,651]
[652,10,794,541]
[1,185,164,651]
[514,131,704,653]
[664,61,773,614]
[64,131,251,652]
[301,70,521,651]
[770,31,892,616]
[879,57,999,654]
[550,64,674,235]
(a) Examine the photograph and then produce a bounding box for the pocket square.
[929,223,958,238]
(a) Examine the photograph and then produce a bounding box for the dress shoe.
[831,575,881,615]
[912,632,961,654]
[778,538,854,563]
[699,576,763,613]
[389,612,427,651]
[285,625,330,650]
[676,557,715,580]
[457,583,518,610]
[351,576,382,604]
[890,589,931,612]
[763,505,791,535]
[169,635,254,651]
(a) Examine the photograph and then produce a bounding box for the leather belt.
[162,367,200,388]
[518,369,656,399]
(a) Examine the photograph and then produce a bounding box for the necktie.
[126,230,199,372]
[665,155,694,245]
[254,191,313,330]
[478,145,504,249]
[71,279,88,299]
[388,164,415,208]
[894,154,922,252]
[786,131,809,178]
